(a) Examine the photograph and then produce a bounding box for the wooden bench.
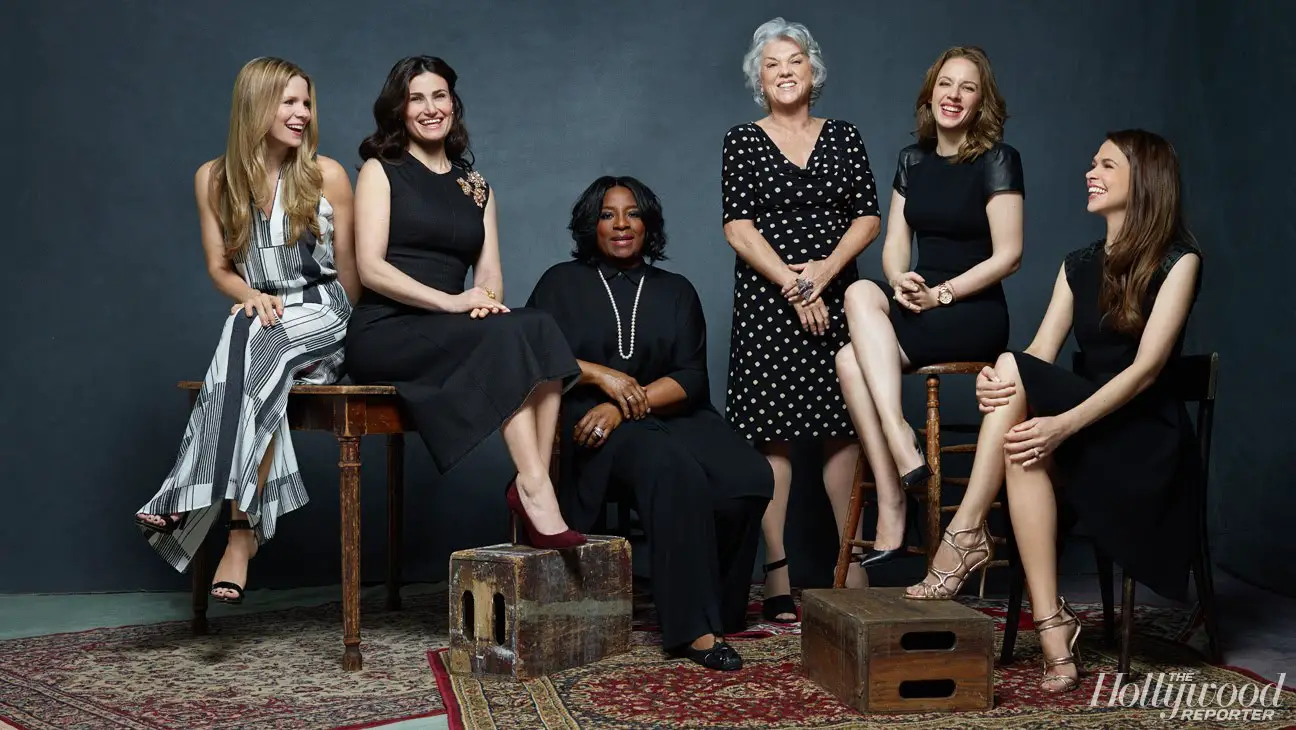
[179,380,409,671]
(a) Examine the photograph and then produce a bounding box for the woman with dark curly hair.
[527,176,774,671]
[344,56,584,549]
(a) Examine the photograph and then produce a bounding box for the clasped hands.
[779,259,835,336]
[975,364,1075,469]
[574,367,651,449]
[891,272,938,313]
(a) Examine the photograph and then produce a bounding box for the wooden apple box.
[447,535,632,680]
[801,587,994,713]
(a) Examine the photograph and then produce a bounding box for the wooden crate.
[447,535,632,680]
[801,587,994,713]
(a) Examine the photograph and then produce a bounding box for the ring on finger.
[593,426,605,439]
[1034,447,1043,458]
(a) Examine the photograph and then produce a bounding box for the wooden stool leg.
[1096,549,1116,645]
[386,433,405,611]
[339,435,363,671]
[924,374,943,565]
[190,537,209,635]
[833,455,867,588]
[1119,574,1135,676]
[1000,551,1025,665]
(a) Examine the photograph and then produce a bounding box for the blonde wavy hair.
[913,47,1007,163]
[210,57,322,258]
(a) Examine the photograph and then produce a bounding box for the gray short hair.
[742,17,827,109]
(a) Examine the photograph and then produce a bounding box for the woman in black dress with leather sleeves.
[528,176,774,671]
[835,47,1025,570]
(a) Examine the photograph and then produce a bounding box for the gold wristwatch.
[936,282,955,306]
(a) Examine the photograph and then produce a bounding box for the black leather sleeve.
[983,143,1025,199]
[892,145,924,196]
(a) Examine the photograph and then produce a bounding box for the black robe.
[527,258,774,648]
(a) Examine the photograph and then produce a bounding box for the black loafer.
[674,640,743,671]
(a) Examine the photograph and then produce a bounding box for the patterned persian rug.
[0,591,450,730]
[431,590,1296,730]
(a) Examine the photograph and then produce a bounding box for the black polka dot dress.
[720,119,880,442]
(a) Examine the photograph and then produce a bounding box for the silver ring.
[627,394,635,401]
[593,426,605,438]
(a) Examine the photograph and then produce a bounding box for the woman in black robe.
[527,176,774,671]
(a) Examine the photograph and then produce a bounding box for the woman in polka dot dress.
[721,18,882,620]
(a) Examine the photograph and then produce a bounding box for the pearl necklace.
[598,269,645,360]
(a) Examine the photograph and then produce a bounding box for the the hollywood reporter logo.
[1090,671,1286,721]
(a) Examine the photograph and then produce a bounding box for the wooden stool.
[178,381,410,671]
[833,362,1009,590]
[802,587,994,713]
[448,536,633,680]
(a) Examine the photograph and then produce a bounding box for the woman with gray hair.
[720,17,882,622]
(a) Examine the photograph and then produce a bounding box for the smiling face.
[595,186,646,264]
[928,56,982,132]
[1086,139,1131,215]
[404,71,455,146]
[760,37,812,109]
[266,75,311,149]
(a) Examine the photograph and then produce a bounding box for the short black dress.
[345,152,580,473]
[721,119,881,441]
[880,142,1025,367]
[1013,239,1204,601]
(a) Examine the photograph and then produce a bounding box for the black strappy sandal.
[135,512,187,535]
[761,558,799,624]
[210,519,254,605]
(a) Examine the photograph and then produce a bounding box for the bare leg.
[210,433,275,600]
[821,437,866,588]
[759,441,795,621]
[905,351,1025,597]
[533,380,561,475]
[841,280,922,475]
[501,380,571,535]
[835,345,907,555]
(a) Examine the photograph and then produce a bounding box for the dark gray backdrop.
[3,0,1292,596]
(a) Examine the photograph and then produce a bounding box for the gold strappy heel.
[1034,596,1083,693]
[904,522,993,600]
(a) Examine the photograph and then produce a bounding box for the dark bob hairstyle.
[358,56,474,168]
[568,175,669,263]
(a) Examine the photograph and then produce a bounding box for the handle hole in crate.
[900,630,956,651]
[461,591,475,640]
[493,593,506,645]
[898,679,957,699]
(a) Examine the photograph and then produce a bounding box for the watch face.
[938,288,952,304]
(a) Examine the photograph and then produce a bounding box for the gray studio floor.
[1,569,1292,730]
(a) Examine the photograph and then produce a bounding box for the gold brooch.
[456,170,488,208]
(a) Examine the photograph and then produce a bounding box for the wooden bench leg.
[339,435,363,671]
[386,433,404,611]
[191,538,209,635]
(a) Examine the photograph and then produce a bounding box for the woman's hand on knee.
[1003,416,1073,467]
[231,292,283,327]
[975,365,1016,412]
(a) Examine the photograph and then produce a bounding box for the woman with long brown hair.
[134,57,360,604]
[904,129,1204,695]
[835,46,1025,571]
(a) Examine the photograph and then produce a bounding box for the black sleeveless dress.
[1013,239,1204,601]
[345,152,580,473]
[878,142,1025,367]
